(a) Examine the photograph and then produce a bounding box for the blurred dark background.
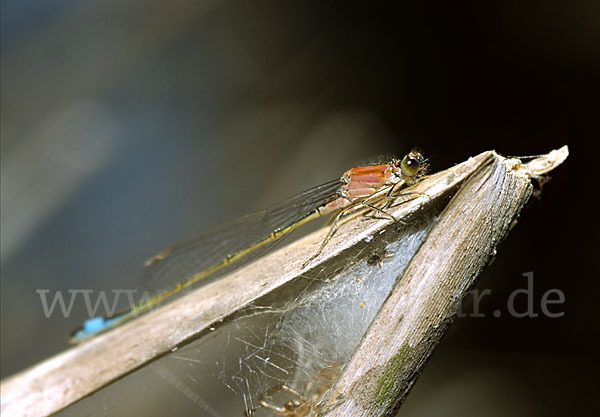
[0,0,588,415]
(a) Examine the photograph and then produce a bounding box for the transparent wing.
[142,178,343,293]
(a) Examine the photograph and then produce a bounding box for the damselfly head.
[395,150,428,181]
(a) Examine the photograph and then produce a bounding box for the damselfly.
[70,151,428,343]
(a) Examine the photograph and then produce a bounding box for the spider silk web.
[60,214,435,417]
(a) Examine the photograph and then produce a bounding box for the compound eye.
[400,155,420,177]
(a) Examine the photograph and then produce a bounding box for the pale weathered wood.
[0,147,566,417]
[318,146,568,416]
